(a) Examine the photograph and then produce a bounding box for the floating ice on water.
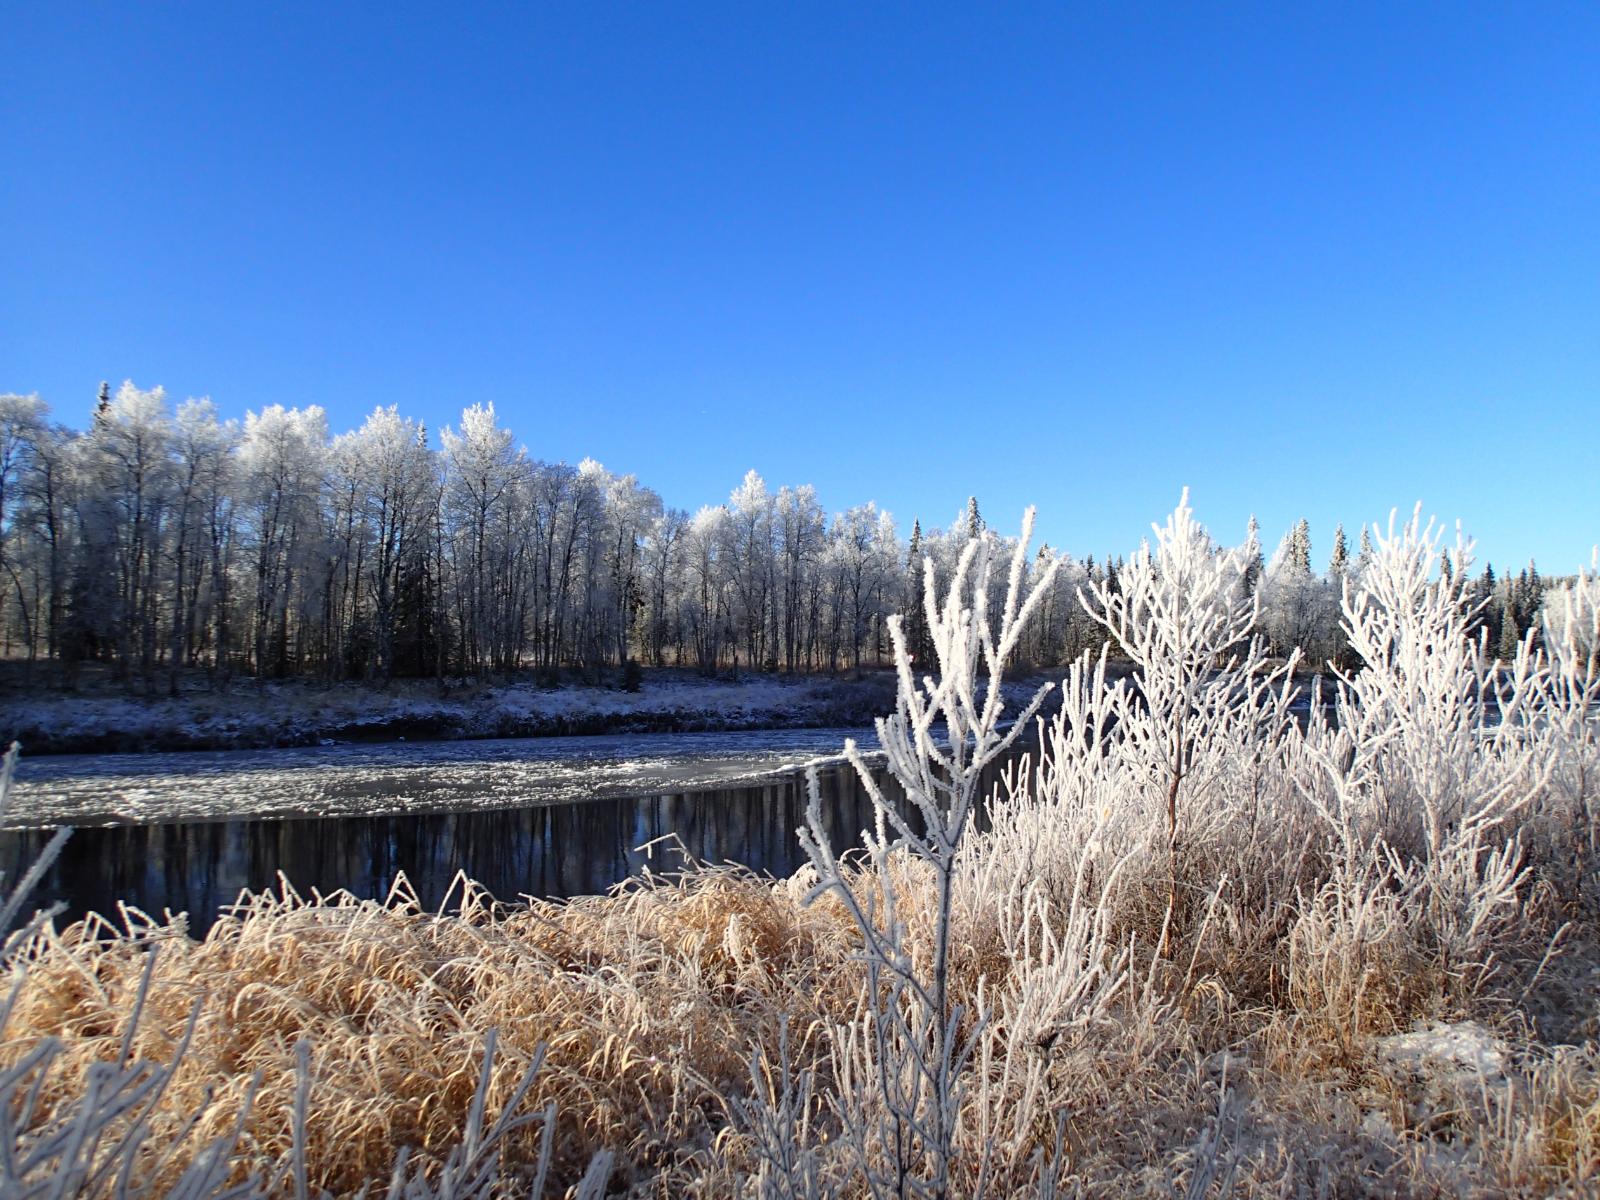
[5,726,886,830]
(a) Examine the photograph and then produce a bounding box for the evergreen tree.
[964,495,983,539]
[1357,526,1374,576]
[1327,523,1348,579]
[1243,515,1264,594]
[1499,595,1520,663]
[904,518,930,666]
[392,543,439,677]
[1473,564,1499,643]
[1514,561,1545,651]
[1288,518,1312,575]
[1032,542,1056,663]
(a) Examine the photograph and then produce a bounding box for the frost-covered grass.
[0,668,907,756]
[1,497,1597,1197]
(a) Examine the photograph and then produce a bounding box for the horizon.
[5,4,1597,571]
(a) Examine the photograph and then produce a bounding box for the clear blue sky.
[3,2,1596,572]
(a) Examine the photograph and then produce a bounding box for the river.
[0,727,942,932]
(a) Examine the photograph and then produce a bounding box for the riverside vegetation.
[0,495,1597,1197]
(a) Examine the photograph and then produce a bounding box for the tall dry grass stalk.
[1,499,1597,1197]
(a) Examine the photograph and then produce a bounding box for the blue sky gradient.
[3,3,1596,571]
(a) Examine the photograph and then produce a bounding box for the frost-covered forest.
[0,385,1561,693]
[0,384,1062,687]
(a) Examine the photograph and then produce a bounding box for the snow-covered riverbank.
[0,670,912,757]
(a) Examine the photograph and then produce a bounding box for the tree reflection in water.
[1,754,992,934]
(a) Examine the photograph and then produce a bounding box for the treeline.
[0,383,1118,692]
[1251,515,1558,668]
[0,383,1567,694]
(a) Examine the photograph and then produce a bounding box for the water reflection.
[0,757,931,934]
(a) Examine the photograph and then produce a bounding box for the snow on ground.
[2,668,1053,758]
[1,670,915,756]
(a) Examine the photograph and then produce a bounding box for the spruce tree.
[1033,542,1055,663]
[1473,564,1498,642]
[905,519,929,665]
[1518,561,1545,650]
[1289,518,1312,575]
[1328,523,1348,579]
[964,495,984,539]
[1499,596,1521,663]
[1243,515,1264,594]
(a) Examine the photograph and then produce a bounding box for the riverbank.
[0,668,918,756]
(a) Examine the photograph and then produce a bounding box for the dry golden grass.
[4,845,1592,1198]
[1,867,867,1196]
[6,775,1595,1198]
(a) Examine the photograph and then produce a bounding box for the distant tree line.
[1251,514,1561,670]
[0,383,1572,693]
[0,384,1120,692]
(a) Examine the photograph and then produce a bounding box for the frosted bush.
[783,493,1599,1194]
[796,510,1059,1198]
[1305,508,1547,976]
[1073,490,1304,953]
[1538,550,1600,856]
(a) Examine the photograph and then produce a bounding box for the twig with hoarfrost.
[798,511,1058,1199]
[1537,549,1600,859]
[735,1019,827,1200]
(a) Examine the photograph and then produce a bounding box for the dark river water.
[0,728,994,933]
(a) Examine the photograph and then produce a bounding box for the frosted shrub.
[783,494,1597,1191]
[785,497,1307,1192]
[1312,508,1546,977]
[796,511,1059,1199]
[1538,551,1600,864]
[1075,490,1303,953]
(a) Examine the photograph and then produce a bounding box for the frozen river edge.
[4,725,894,830]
